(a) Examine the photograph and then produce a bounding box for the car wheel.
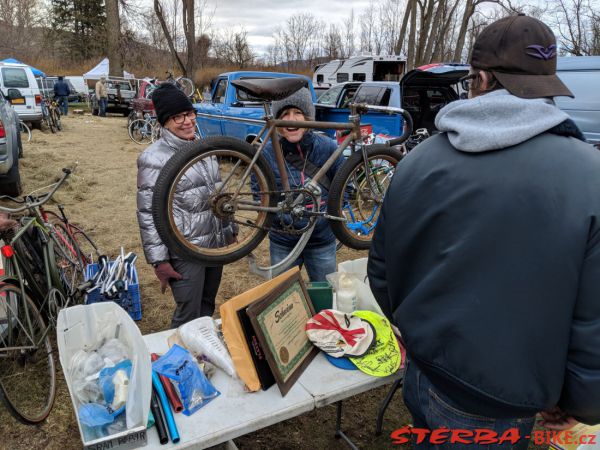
[1,161,22,197]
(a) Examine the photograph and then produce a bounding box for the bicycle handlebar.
[0,167,73,213]
[351,103,414,147]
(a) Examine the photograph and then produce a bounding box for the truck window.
[352,73,366,82]
[213,79,227,103]
[353,86,392,106]
[337,73,349,83]
[2,68,29,88]
[317,85,343,106]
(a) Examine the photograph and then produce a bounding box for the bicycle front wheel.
[152,136,277,265]
[327,145,403,249]
[176,77,194,97]
[52,110,61,131]
[128,119,153,145]
[0,284,56,424]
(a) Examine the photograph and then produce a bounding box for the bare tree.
[106,0,123,77]
[342,9,356,58]
[213,28,254,68]
[548,0,600,55]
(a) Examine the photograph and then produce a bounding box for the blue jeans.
[58,96,68,115]
[269,240,336,282]
[98,97,107,116]
[403,362,535,449]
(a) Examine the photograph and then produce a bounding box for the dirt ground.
[0,114,546,449]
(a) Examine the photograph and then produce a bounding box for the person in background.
[95,77,108,117]
[368,14,600,449]
[53,75,70,116]
[136,83,235,328]
[260,87,344,282]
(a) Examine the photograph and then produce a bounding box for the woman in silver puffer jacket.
[136,83,234,328]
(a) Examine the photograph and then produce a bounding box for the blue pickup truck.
[194,65,469,143]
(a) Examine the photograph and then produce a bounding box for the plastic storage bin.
[85,262,142,321]
[306,281,333,313]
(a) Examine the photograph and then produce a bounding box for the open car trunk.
[400,64,469,133]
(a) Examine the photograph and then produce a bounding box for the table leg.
[334,401,359,450]
[375,378,403,435]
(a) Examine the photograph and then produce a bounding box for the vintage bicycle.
[151,77,413,278]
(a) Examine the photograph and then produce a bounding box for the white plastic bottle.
[336,274,357,313]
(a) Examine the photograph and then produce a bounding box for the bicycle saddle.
[231,77,308,101]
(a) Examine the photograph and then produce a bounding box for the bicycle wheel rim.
[50,224,85,303]
[0,284,56,424]
[128,119,152,145]
[336,154,398,244]
[176,77,194,97]
[71,228,100,266]
[163,148,274,259]
[19,122,31,142]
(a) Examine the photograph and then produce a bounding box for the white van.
[0,61,43,126]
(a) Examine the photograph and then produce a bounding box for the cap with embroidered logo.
[470,14,573,99]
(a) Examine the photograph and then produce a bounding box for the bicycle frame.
[231,102,407,279]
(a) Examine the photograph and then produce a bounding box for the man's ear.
[479,71,492,91]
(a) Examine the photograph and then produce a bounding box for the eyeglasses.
[172,111,196,124]
[459,73,479,91]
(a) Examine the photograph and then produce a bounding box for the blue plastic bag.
[152,344,220,416]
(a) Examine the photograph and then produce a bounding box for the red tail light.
[35,94,42,105]
[1,245,14,258]
[0,120,5,139]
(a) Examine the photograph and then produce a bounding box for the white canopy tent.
[83,58,135,80]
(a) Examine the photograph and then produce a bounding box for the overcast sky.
[194,0,373,54]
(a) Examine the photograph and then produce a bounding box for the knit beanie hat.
[271,87,315,120]
[152,83,194,126]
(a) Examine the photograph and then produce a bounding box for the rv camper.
[313,54,406,88]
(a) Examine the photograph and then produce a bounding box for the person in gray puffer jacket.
[137,83,234,328]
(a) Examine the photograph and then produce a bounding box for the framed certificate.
[246,271,318,396]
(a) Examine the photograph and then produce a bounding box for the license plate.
[10,98,25,105]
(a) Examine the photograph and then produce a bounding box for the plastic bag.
[98,338,128,365]
[178,317,237,378]
[152,344,220,416]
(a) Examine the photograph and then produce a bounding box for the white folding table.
[143,329,402,450]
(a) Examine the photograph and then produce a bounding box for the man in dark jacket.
[368,14,600,448]
[53,76,70,116]
[261,88,344,281]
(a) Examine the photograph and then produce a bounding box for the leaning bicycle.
[151,77,412,276]
[145,71,194,99]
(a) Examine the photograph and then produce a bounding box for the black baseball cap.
[470,14,573,99]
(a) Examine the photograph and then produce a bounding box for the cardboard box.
[57,303,151,450]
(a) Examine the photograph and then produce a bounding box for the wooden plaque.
[246,271,318,396]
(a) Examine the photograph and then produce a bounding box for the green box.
[306,281,333,313]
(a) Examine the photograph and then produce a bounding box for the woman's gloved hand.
[154,262,183,294]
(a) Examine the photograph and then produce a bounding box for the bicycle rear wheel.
[152,136,277,265]
[49,223,85,302]
[327,145,403,249]
[0,283,56,424]
[128,119,153,145]
[176,77,194,97]
[52,109,62,131]
[71,227,100,266]
[19,122,31,143]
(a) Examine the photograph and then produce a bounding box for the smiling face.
[277,107,307,143]
[164,110,197,140]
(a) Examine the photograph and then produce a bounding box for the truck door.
[352,85,401,137]
[196,78,227,136]
[222,80,265,142]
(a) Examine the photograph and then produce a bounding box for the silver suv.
[0,93,22,195]
[91,80,135,117]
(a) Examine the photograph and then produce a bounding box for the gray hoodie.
[434,89,569,152]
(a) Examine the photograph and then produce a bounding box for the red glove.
[154,262,183,294]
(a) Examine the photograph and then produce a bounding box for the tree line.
[0,0,597,80]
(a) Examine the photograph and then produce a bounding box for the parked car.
[90,80,135,116]
[315,63,469,138]
[555,56,600,145]
[0,93,22,195]
[36,77,81,102]
[0,61,43,128]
